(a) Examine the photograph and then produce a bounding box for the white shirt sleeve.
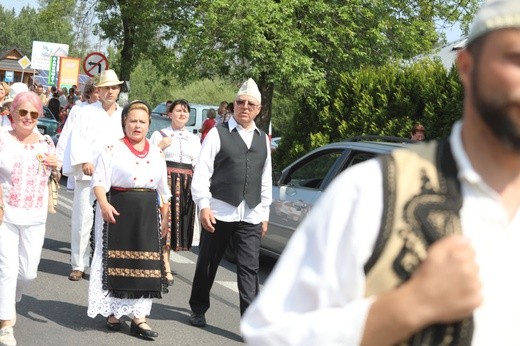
[56,104,81,165]
[260,134,272,220]
[91,146,112,192]
[149,130,162,147]
[241,158,384,346]
[70,107,94,167]
[191,127,220,210]
[156,150,172,204]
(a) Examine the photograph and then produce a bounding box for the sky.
[1,0,464,42]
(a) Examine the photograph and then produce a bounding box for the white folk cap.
[236,78,261,104]
[467,0,520,46]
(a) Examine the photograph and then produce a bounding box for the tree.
[94,0,172,81]
[167,0,481,132]
[0,2,75,57]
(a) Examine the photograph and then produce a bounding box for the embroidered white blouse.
[0,132,55,225]
[241,121,520,346]
[149,126,201,166]
[91,139,171,204]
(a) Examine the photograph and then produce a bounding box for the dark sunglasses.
[18,109,40,119]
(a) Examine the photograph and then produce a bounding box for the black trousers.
[189,219,262,316]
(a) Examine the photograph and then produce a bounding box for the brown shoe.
[68,270,85,281]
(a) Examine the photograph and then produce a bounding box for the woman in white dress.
[150,99,201,286]
[87,101,171,339]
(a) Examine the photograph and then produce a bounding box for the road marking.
[215,280,238,293]
[58,200,73,211]
[171,252,195,264]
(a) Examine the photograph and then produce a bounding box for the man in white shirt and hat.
[65,69,124,281]
[189,78,272,327]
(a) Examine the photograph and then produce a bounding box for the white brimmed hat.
[467,0,520,46]
[96,69,123,87]
[4,82,29,102]
[236,78,261,104]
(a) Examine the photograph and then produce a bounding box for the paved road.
[15,185,277,346]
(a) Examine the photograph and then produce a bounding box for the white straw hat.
[96,69,124,87]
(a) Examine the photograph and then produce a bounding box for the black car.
[37,106,61,137]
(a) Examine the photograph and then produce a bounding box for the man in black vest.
[189,78,272,327]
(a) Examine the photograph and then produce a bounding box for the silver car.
[261,137,411,259]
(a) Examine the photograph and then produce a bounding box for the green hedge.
[274,59,463,169]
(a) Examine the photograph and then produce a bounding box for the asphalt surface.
[14,183,277,346]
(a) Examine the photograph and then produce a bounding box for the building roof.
[411,37,467,71]
[0,47,38,74]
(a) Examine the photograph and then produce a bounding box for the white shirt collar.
[227,116,261,134]
[449,120,483,185]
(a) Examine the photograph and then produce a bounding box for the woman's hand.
[44,154,59,171]
[100,202,120,223]
[160,216,169,238]
[159,137,172,150]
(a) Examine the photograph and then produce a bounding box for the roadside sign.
[18,56,31,69]
[4,71,14,83]
[48,56,59,86]
[83,52,109,77]
[58,57,81,90]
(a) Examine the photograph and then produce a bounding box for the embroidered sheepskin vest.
[364,140,473,345]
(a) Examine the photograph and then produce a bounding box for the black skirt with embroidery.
[102,188,163,299]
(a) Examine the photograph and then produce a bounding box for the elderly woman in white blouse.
[150,99,201,287]
[87,100,171,339]
[0,91,59,346]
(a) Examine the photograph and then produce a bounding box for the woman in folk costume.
[150,99,201,287]
[87,101,171,339]
[0,91,59,346]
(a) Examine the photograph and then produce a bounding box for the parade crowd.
[2,1,520,345]
[0,73,271,346]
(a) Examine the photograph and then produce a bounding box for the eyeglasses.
[235,99,259,110]
[18,109,40,119]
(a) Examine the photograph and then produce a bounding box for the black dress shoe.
[130,320,158,338]
[106,316,121,331]
[190,313,206,327]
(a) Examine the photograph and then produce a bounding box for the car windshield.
[152,103,167,115]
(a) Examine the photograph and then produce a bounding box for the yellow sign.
[18,56,31,69]
[57,57,81,89]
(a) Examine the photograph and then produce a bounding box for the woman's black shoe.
[106,315,121,331]
[130,320,158,338]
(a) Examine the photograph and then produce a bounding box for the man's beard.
[471,68,520,152]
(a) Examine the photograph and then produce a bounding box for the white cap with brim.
[467,0,520,46]
[96,69,124,87]
[4,82,29,103]
[236,78,261,104]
